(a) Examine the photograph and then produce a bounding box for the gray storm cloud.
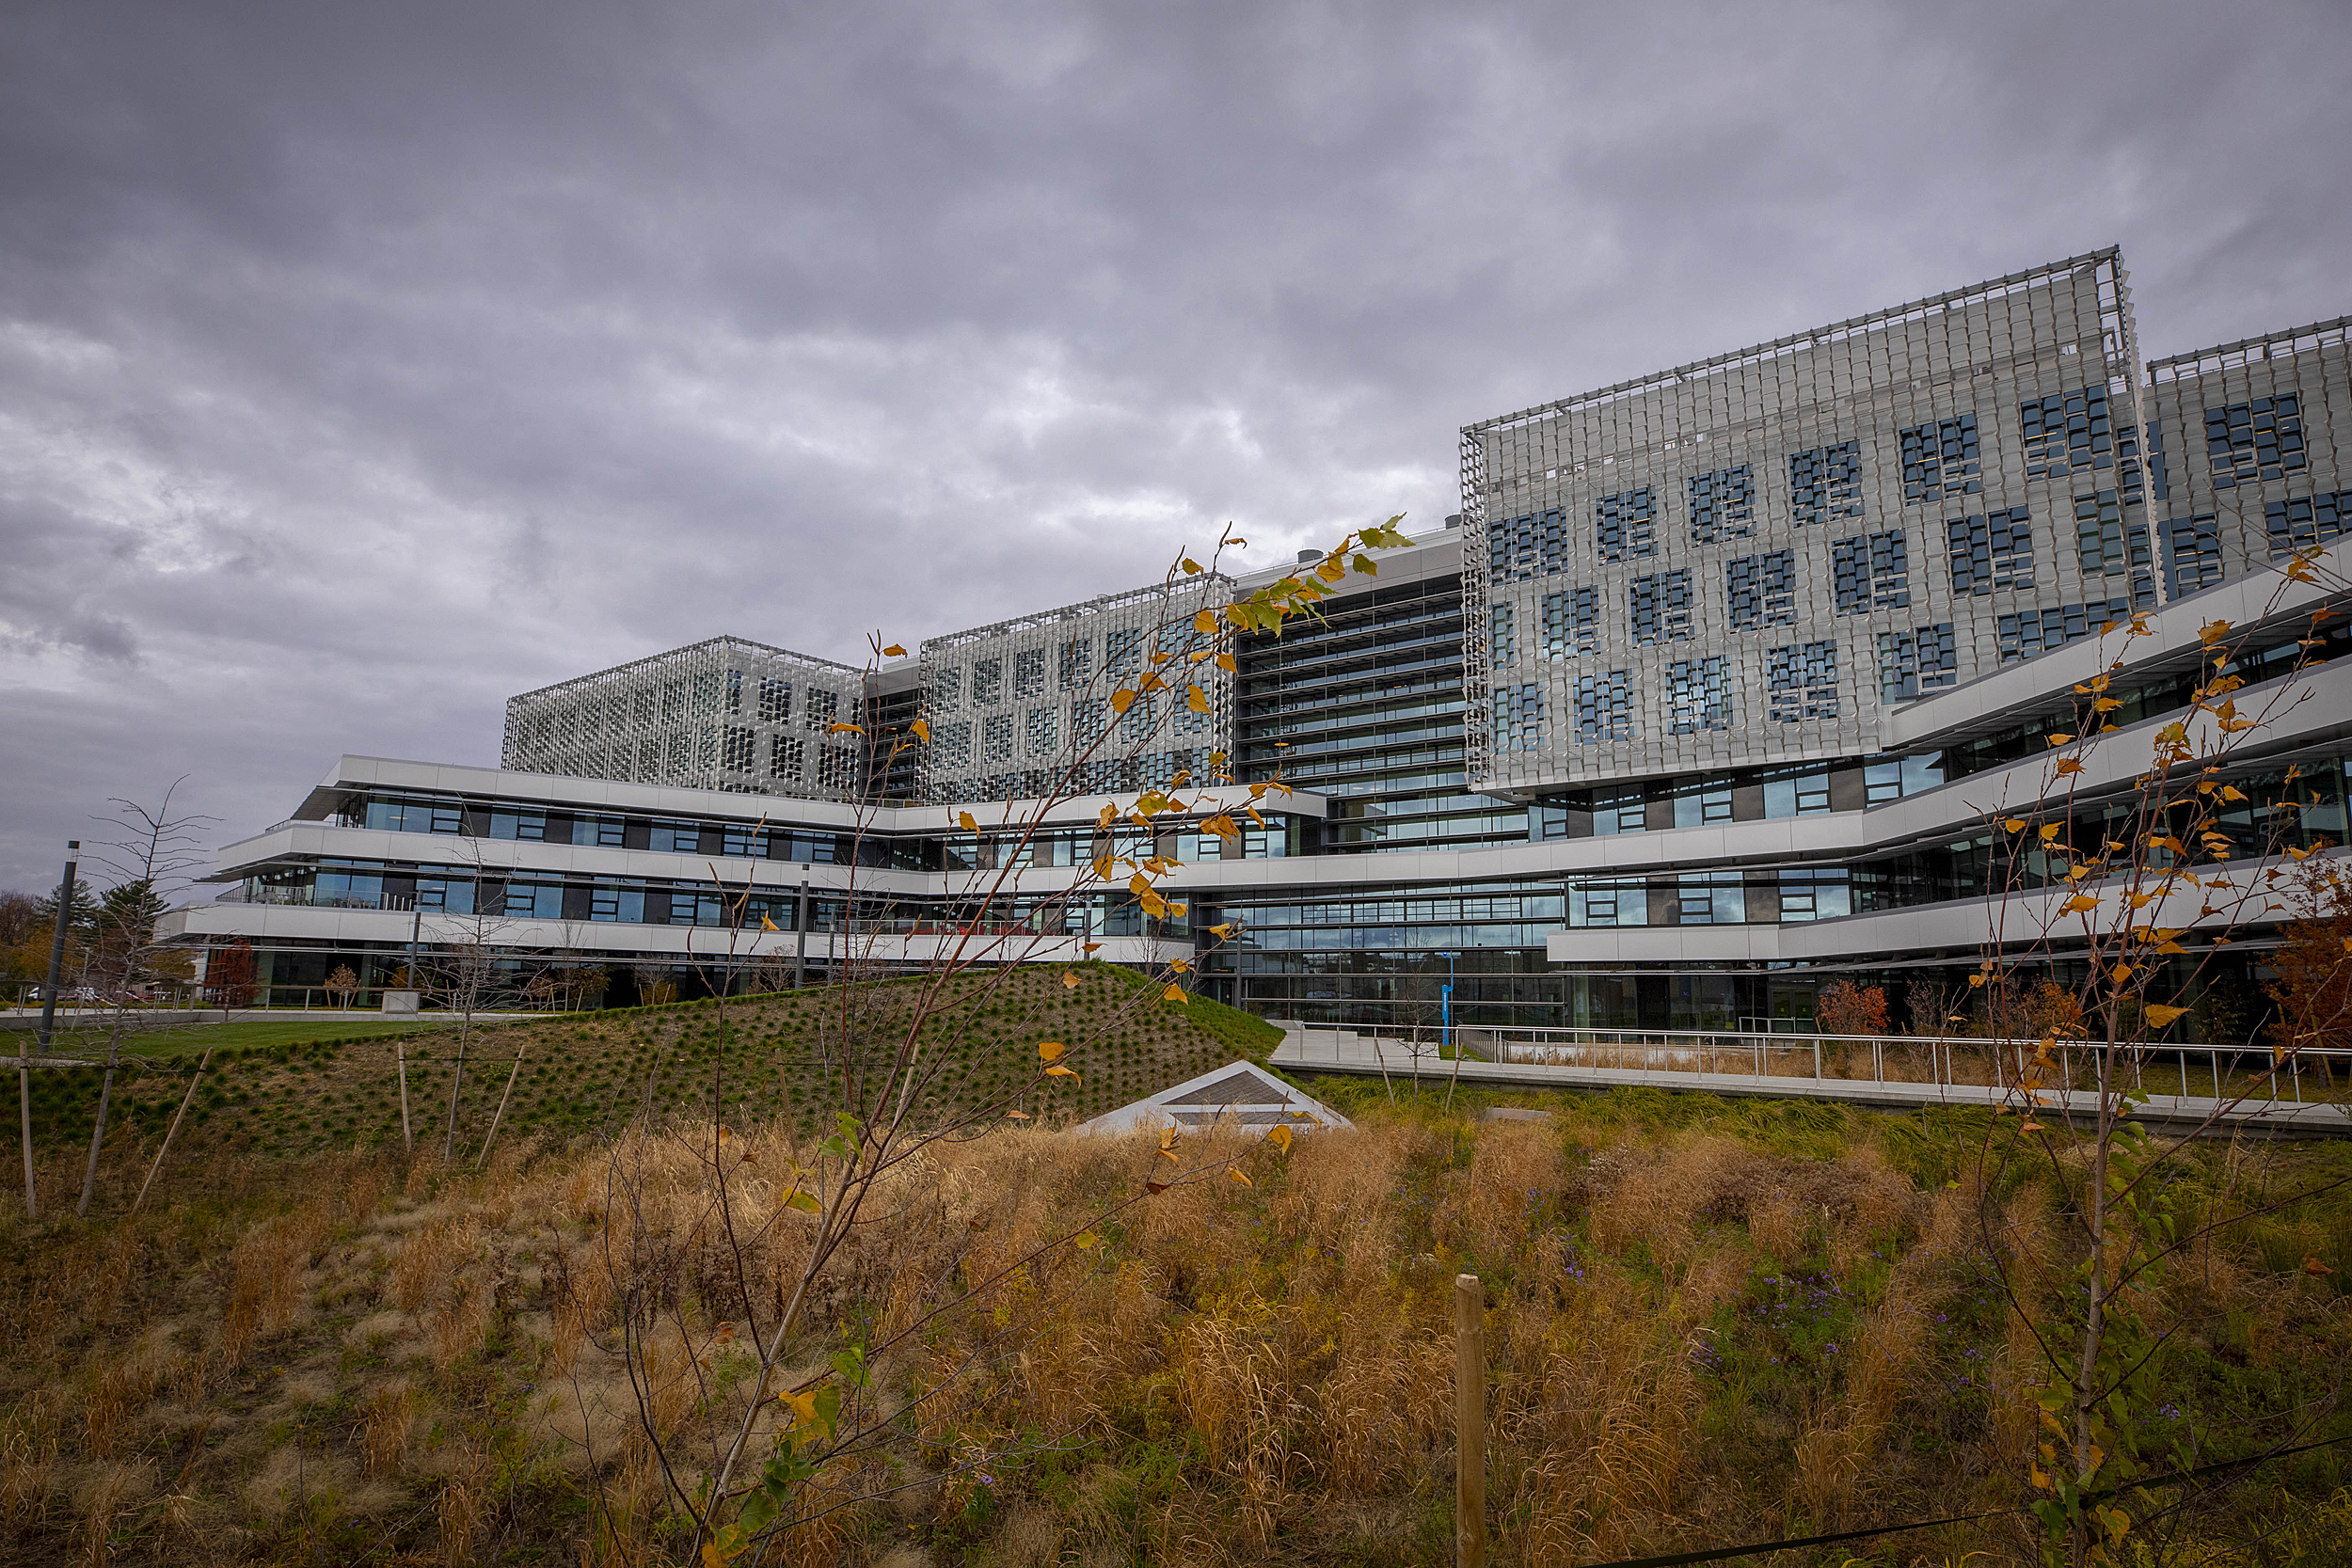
[1,0,2347,887]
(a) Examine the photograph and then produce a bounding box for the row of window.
[1489,641,1847,751]
[930,622,1210,714]
[1489,385,2153,577]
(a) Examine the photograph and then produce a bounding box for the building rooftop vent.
[1296,548,1325,563]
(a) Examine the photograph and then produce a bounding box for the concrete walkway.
[1269,1029,2352,1136]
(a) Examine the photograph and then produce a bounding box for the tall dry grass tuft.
[75,1461,141,1568]
[428,1274,495,1372]
[392,1218,476,1316]
[0,1395,61,1520]
[220,1203,333,1364]
[1789,1291,1927,1524]
[361,1383,412,1476]
[437,1470,485,1568]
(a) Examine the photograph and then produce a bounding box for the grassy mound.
[9,963,1258,1159]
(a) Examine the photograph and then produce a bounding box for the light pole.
[37,841,81,1053]
[1436,949,1457,1056]
[795,877,809,989]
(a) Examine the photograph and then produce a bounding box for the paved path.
[1270,1032,2352,1136]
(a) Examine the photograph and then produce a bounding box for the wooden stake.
[475,1045,527,1169]
[396,1040,412,1153]
[132,1047,211,1216]
[1455,1272,1486,1568]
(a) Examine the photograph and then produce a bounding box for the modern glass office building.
[169,249,2352,1034]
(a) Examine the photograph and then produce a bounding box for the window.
[725,669,743,715]
[571,816,624,847]
[1726,551,1795,629]
[1104,628,1142,677]
[982,712,1015,763]
[1629,568,1692,643]
[1591,788,1647,833]
[589,885,645,924]
[363,799,461,834]
[805,688,839,729]
[1832,531,1909,613]
[502,882,564,919]
[2164,514,2224,594]
[2074,490,2151,578]
[2265,490,2352,558]
[720,823,763,858]
[1997,600,2138,664]
[817,746,858,793]
[1489,508,1569,582]
[1664,657,1730,734]
[1863,754,1942,805]
[970,658,1003,706]
[1073,699,1106,744]
[1573,670,1634,743]
[1569,881,1646,927]
[1013,647,1045,699]
[1764,770,1834,816]
[770,734,805,781]
[1542,586,1597,657]
[1058,637,1091,690]
[1876,624,1959,702]
[416,877,475,915]
[1025,706,1057,757]
[1777,869,1851,922]
[1677,874,1744,925]
[720,725,755,772]
[1789,442,1863,528]
[1898,414,1980,505]
[1673,780,1735,827]
[1948,508,2033,594]
[486,809,546,842]
[649,819,702,853]
[1687,465,1755,542]
[757,678,791,723]
[2021,385,2116,483]
[1596,488,1656,562]
[1491,683,1546,751]
[1489,603,1517,668]
[930,667,961,713]
[1767,641,1838,722]
[2206,394,2304,488]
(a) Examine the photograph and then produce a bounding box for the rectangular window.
[931,722,971,766]
[649,819,702,853]
[930,666,961,713]
[1673,781,1735,827]
[2164,514,2224,594]
[485,809,546,842]
[1569,880,1647,927]
[1898,414,1981,505]
[2073,489,2152,578]
[415,877,474,915]
[1677,874,1744,926]
[1687,465,1755,543]
[1726,551,1795,629]
[1492,682,1546,751]
[1025,706,1057,757]
[970,658,1003,706]
[1876,623,1959,702]
[571,816,624,847]
[1767,641,1838,722]
[1058,636,1091,690]
[1541,585,1597,657]
[724,669,743,715]
[502,882,564,919]
[1664,657,1730,734]
[364,799,462,834]
[1596,488,1656,562]
[770,733,804,780]
[1947,508,2033,594]
[720,725,755,773]
[1073,699,1106,744]
[1104,628,1142,677]
[805,688,839,729]
[1489,507,1569,582]
[2265,490,2352,559]
[1997,600,2138,664]
[2022,385,2116,483]
[2206,394,2304,488]
[1832,531,1910,613]
[1013,647,1045,699]
[1591,787,1647,834]
[1789,442,1864,528]
[1489,602,1518,668]
[1573,670,1634,743]
[757,678,791,723]
[1764,770,1834,817]
[1629,568,1692,644]
[982,712,1015,763]
[1777,869,1851,922]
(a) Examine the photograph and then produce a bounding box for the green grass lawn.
[36,1015,454,1059]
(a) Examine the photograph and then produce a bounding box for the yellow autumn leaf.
[2056,759,2085,775]
[1969,974,1987,988]
[1062,971,1080,990]
[1044,1064,1079,1080]
[828,721,864,735]
[1193,610,1217,637]
[1228,1166,1252,1188]
[1110,689,1138,714]
[882,643,906,657]
[1216,652,1236,673]
[1163,984,1185,1002]
[1186,685,1210,714]
[1038,1040,1066,1062]
[2109,963,2133,983]
[2003,818,2028,833]
[2039,824,2061,842]
[2048,733,2074,747]
[1266,1124,1293,1153]
[959,812,977,832]
[2062,895,2099,913]
[910,718,930,742]
[2143,1004,2189,1027]
[1073,1230,1098,1249]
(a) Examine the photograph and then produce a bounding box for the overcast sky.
[3,1,2348,893]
